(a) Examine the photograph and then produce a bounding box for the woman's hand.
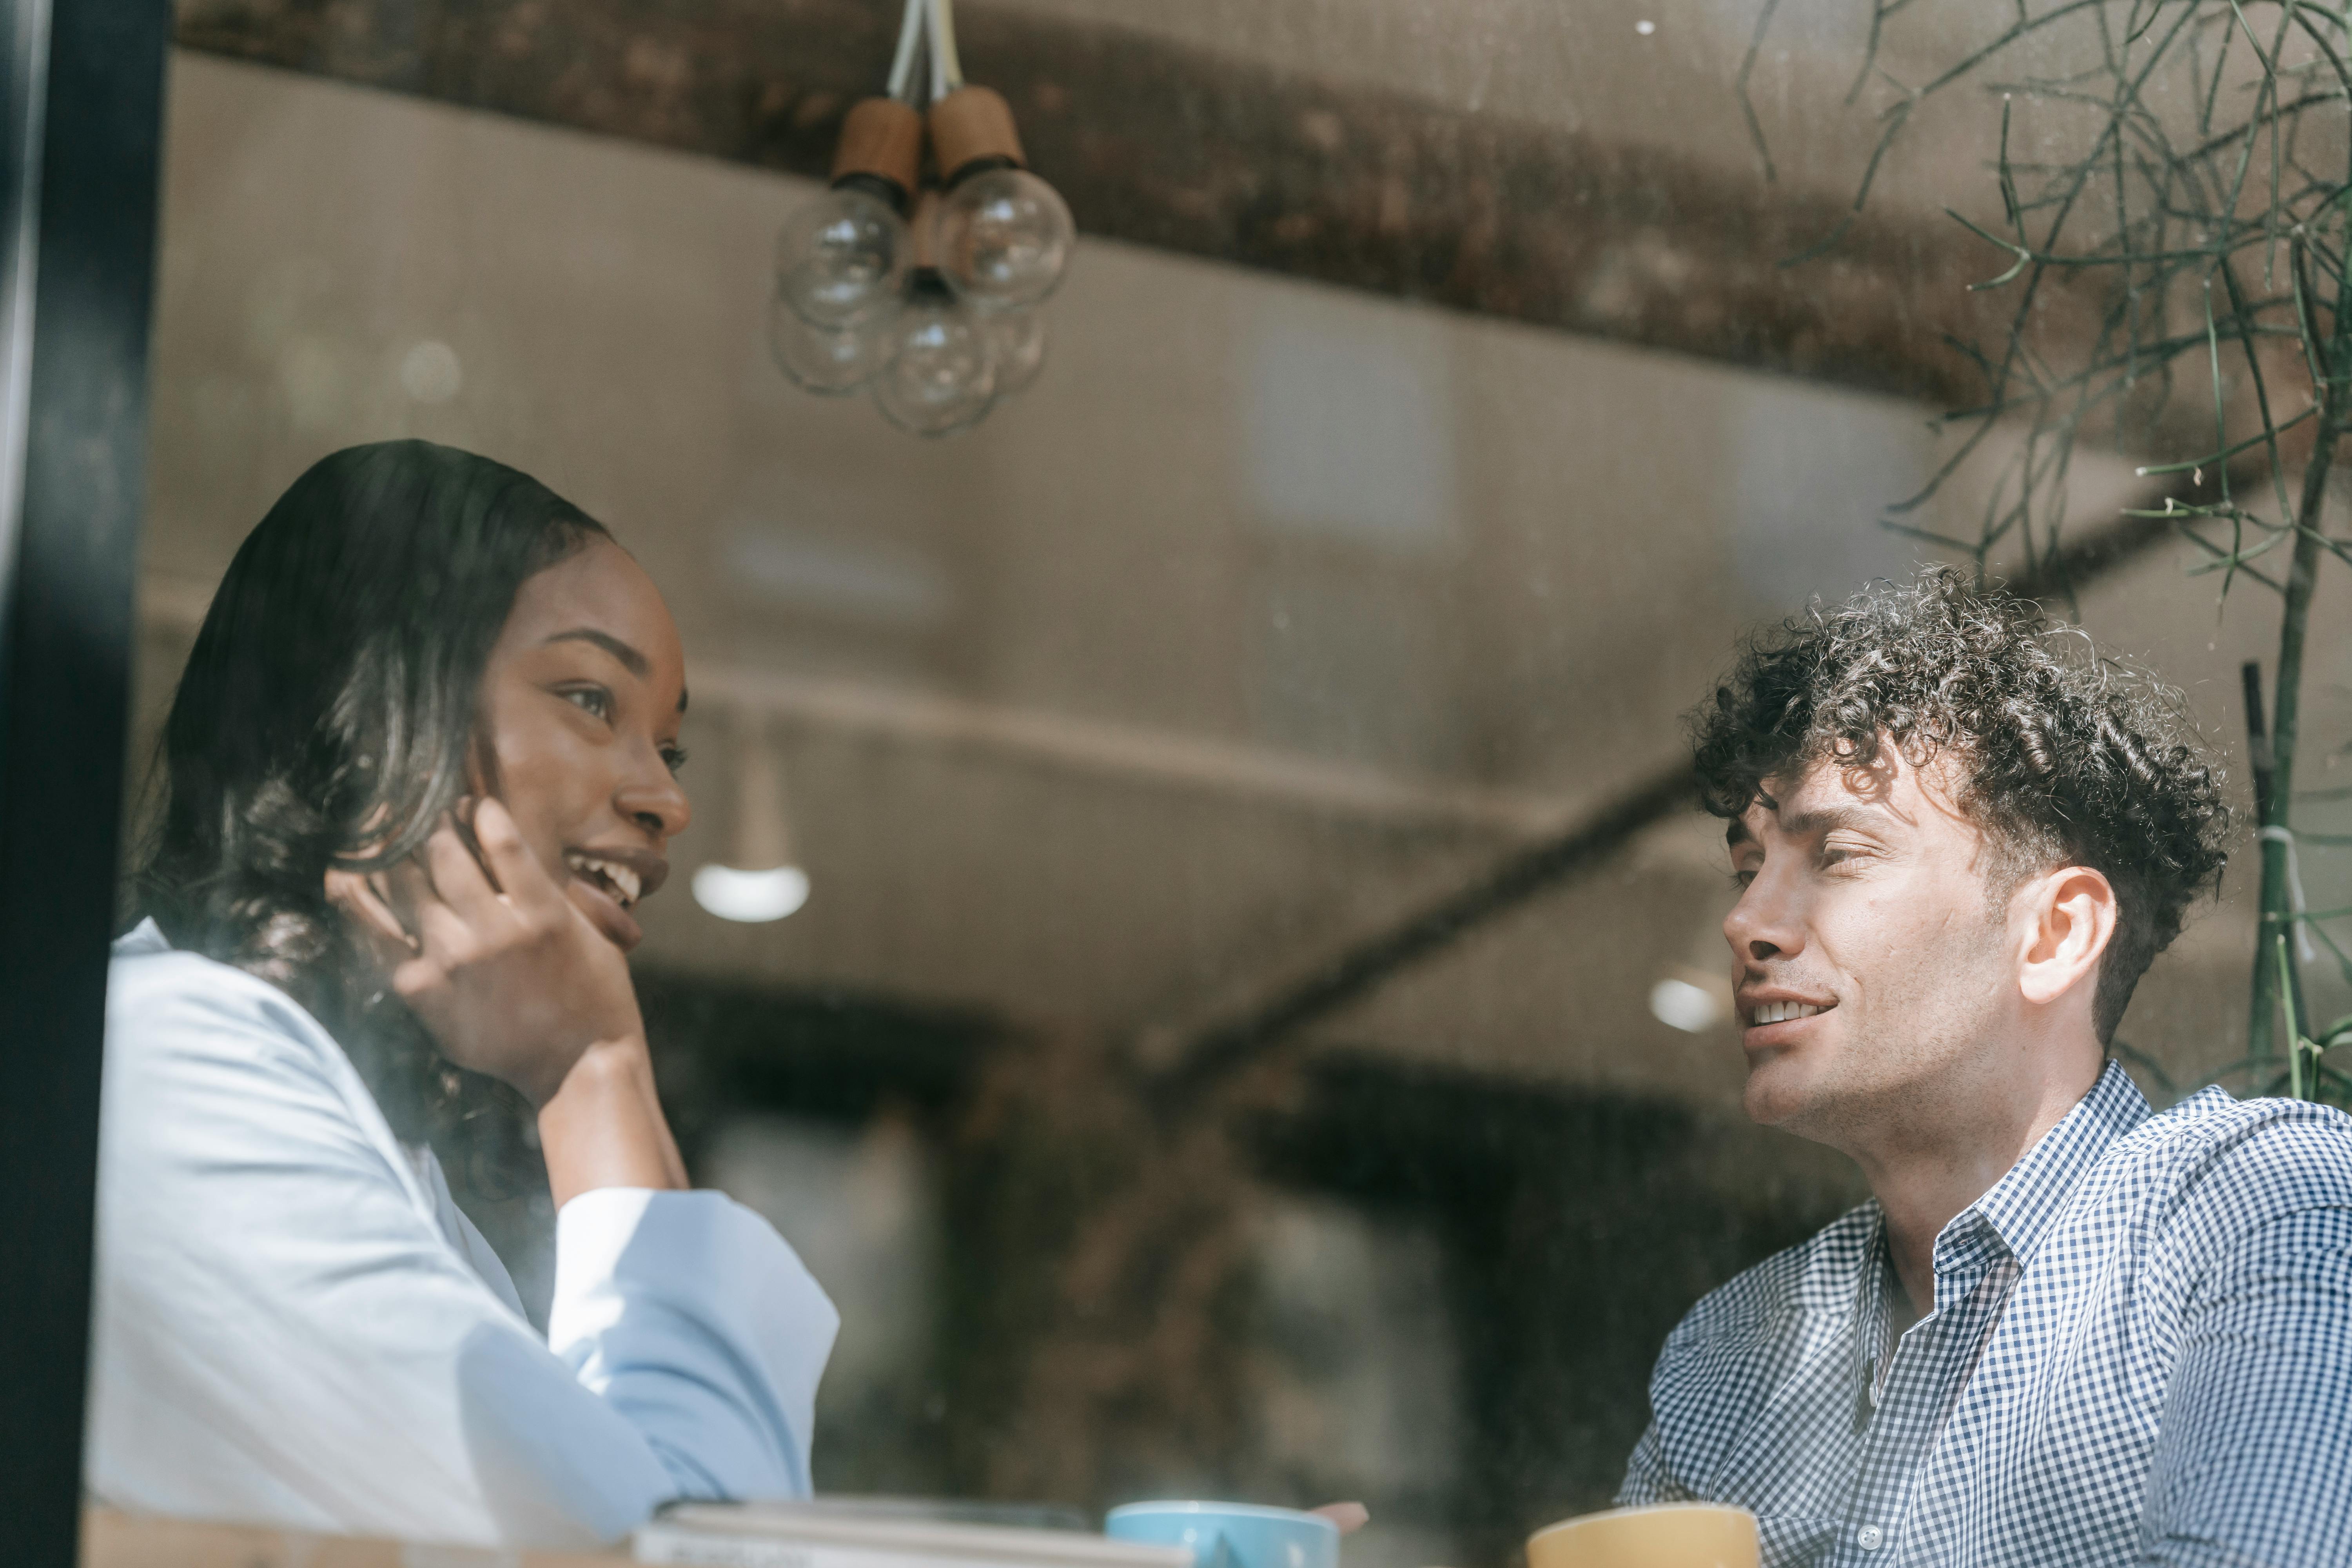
[328,797,642,1106]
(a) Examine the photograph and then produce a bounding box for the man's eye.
[661,745,689,777]
[561,686,613,721]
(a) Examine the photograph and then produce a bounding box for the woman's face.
[473,536,691,952]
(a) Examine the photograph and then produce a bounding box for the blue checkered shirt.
[1619,1062,2352,1565]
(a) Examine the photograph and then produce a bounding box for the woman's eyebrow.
[543,628,648,677]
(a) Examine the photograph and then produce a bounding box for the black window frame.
[0,2,172,1562]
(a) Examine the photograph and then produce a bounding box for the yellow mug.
[1525,1503,1760,1568]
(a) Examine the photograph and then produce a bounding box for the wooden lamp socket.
[927,85,1026,182]
[831,97,923,200]
[909,190,943,269]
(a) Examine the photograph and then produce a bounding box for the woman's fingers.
[384,854,479,964]
[323,867,410,951]
[421,817,508,925]
[469,796,564,912]
[337,795,640,1100]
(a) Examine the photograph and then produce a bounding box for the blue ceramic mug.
[1106,1502,1340,1568]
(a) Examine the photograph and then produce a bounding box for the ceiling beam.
[1146,505,2187,1101]
[174,0,2080,408]
[140,572,1575,836]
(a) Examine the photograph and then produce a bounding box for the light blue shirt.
[1620,1062,2352,1565]
[85,920,838,1549]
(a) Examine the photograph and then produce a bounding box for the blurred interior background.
[124,3,2352,1564]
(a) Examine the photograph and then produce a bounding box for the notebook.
[634,1500,1197,1568]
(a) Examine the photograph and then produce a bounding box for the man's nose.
[1725,873,1801,965]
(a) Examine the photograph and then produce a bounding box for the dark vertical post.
[0,0,171,1562]
[2242,660,2308,1058]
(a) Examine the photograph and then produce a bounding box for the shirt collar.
[112,916,170,957]
[1938,1058,2150,1274]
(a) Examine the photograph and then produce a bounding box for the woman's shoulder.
[107,918,344,1080]
[104,919,421,1195]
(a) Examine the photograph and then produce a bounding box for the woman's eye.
[560,686,613,722]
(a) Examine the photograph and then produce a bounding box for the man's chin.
[1742,1054,1824,1132]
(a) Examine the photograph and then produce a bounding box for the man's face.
[1725,748,2021,1146]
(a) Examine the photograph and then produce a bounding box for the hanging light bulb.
[927,85,1075,311]
[871,192,997,437]
[769,297,892,396]
[691,712,809,923]
[774,186,907,331]
[982,307,1047,397]
[774,98,924,332]
[873,272,997,436]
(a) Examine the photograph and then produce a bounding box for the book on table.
[633,1500,1197,1568]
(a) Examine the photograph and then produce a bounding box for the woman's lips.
[556,844,668,952]
[565,873,643,952]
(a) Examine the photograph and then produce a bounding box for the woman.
[87,441,835,1548]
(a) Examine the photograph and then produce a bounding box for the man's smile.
[1738,990,1838,1037]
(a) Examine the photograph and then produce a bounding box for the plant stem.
[2279,935,2307,1099]
[2245,403,2335,1073]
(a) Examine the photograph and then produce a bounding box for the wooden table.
[81,1506,625,1566]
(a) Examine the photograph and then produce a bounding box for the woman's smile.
[561,843,670,951]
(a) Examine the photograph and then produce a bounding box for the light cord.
[928,0,964,100]
[886,0,926,101]
[2260,824,2319,963]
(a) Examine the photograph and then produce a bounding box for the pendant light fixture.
[691,713,811,924]
[1648,911,1733,1034]
[770,93,922,395]
[871,192,1001,436]
[766,0,1072,434]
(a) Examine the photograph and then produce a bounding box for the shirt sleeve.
[2138,1115,2352,1567]
[1617,1420,1681,1506]
[86,953,838,1551]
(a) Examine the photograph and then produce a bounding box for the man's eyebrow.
[544,628,649,678]
[1729,802,1893,850]
[1780,804,1890,838]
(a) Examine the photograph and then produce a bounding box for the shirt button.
[1857,1525,1885,1550]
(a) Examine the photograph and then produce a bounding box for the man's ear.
[2018,864,2118,1007]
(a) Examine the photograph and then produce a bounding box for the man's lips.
[1737,993,1837,1040]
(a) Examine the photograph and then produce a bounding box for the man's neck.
[1846,1053,2103,1316]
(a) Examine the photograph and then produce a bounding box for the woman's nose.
[617,748,691,840]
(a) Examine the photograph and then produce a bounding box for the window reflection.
[124,9,2330,1557]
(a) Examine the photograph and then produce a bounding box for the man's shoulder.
[2097,1083,2352,1220]
[1666,1200,1880,1353]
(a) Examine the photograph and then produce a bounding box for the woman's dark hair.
[137,439,608,1166]
[1689,567,2230,1044]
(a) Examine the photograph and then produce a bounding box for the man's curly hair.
[1690,567,2230,1044]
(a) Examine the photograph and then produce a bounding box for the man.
[1620,569,2352,1565]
